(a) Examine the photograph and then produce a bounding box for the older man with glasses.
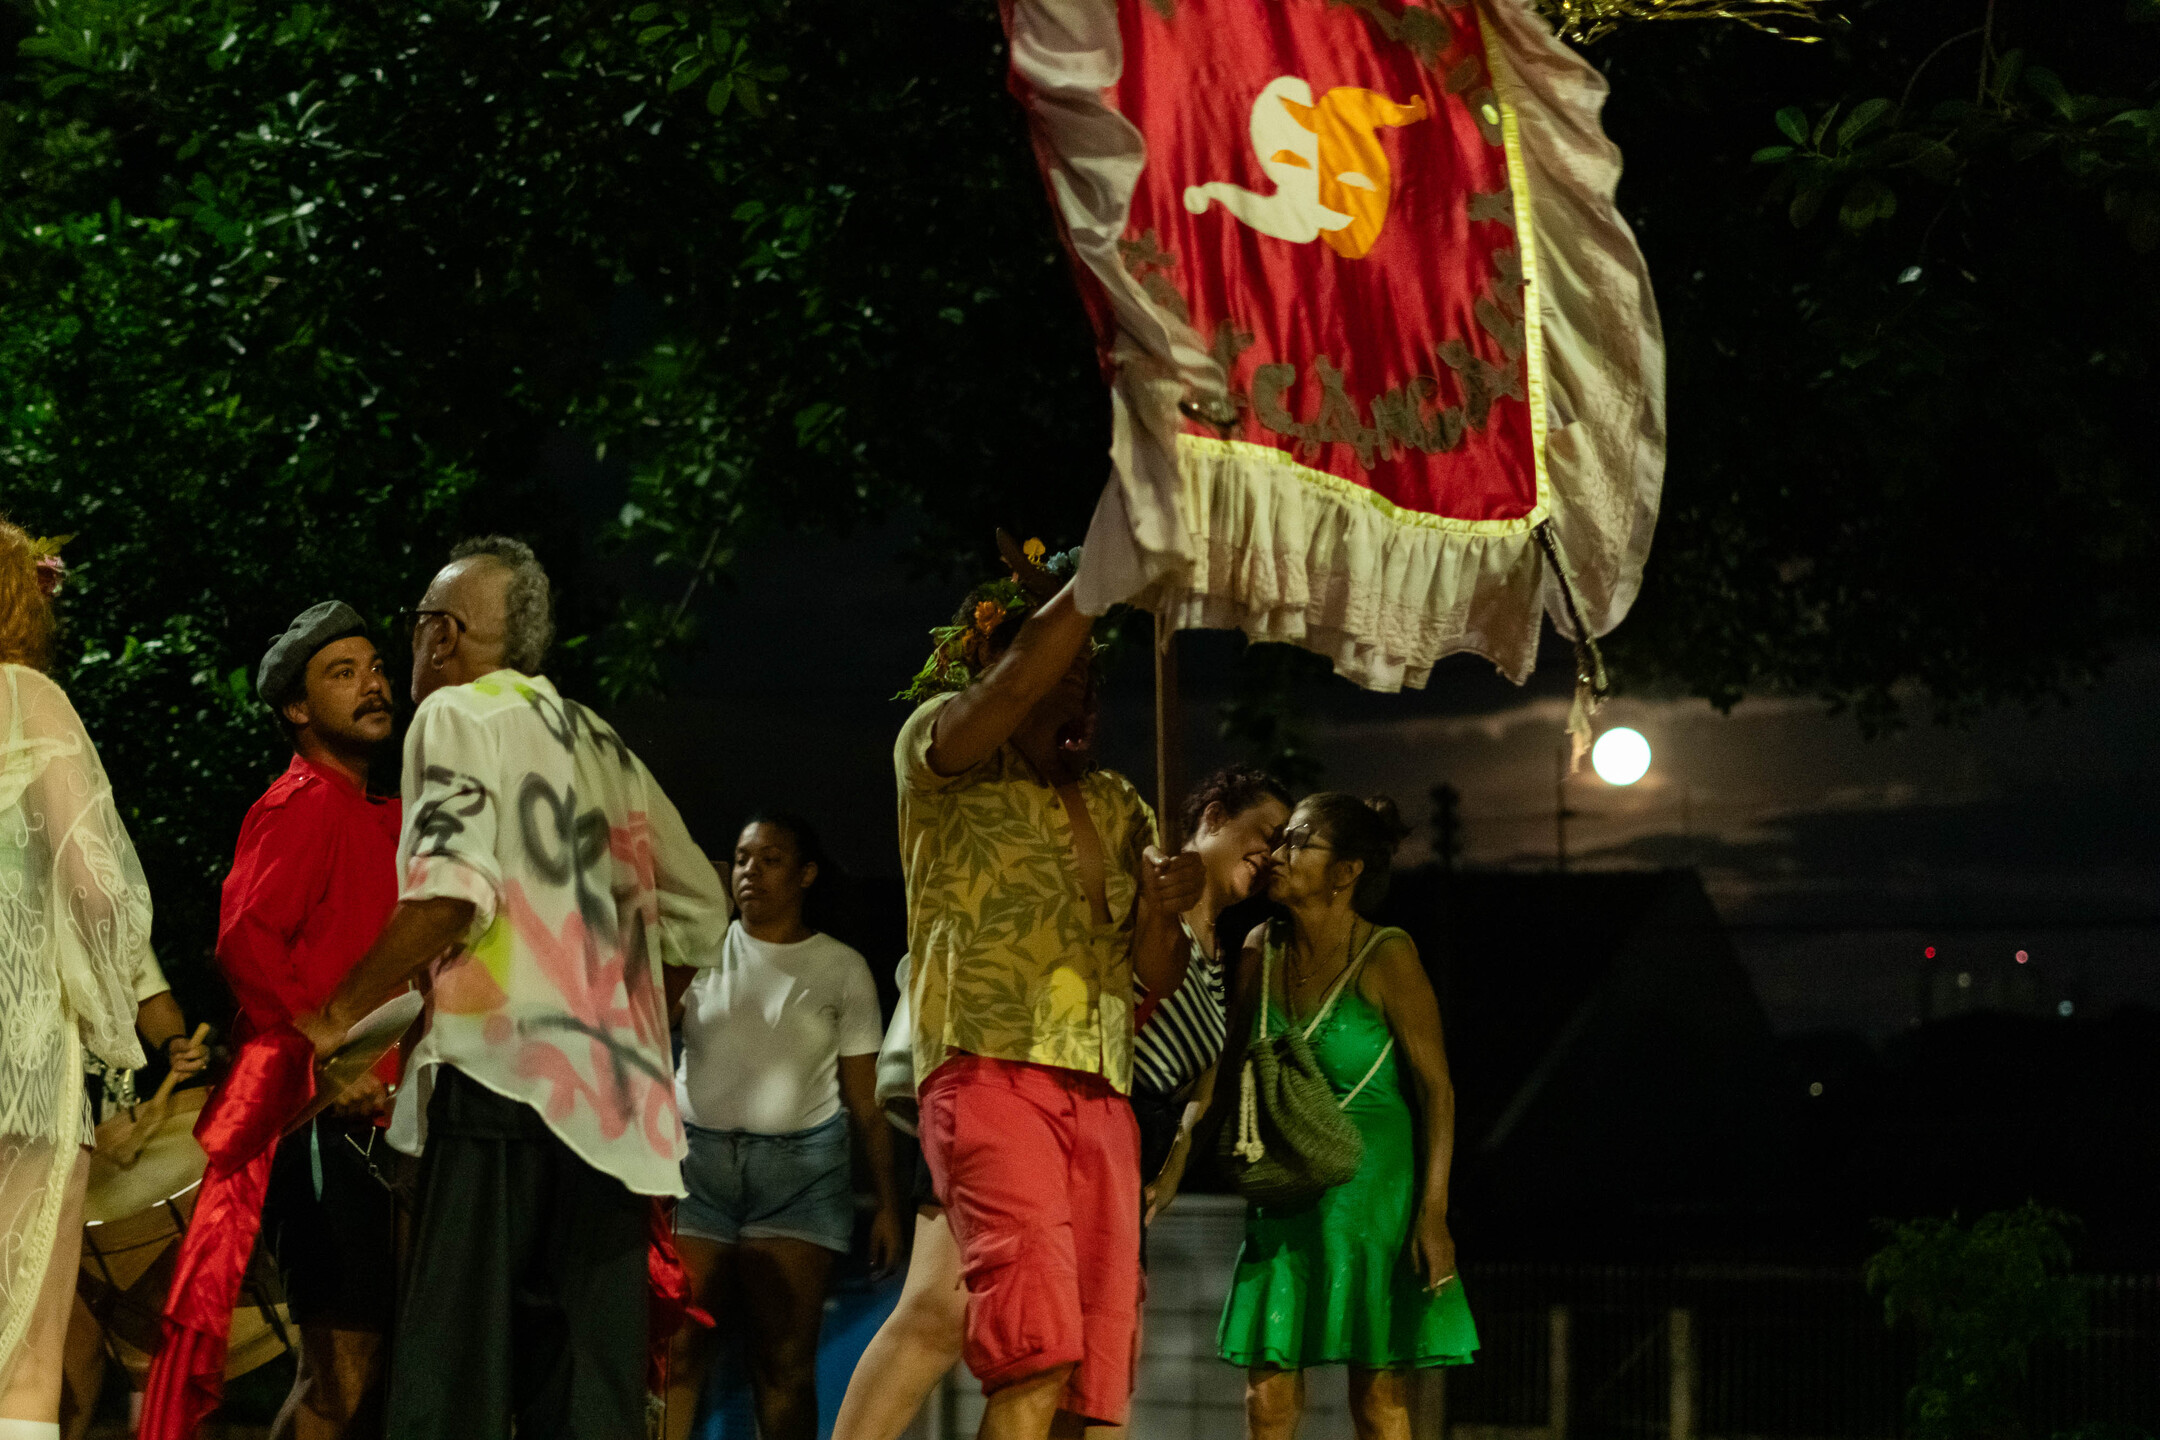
[297,536,733,1439]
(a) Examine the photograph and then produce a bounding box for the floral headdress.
[897,538,1082,704]
[27,533,73,599]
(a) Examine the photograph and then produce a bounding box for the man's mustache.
[352,699,392,721]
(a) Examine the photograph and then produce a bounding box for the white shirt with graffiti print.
[385,670,733,1196]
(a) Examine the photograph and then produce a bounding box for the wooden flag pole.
[1154,610,1186,851]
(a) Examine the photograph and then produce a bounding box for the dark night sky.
[605,519,2160,1041]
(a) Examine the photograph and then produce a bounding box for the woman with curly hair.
[1132,765,1293,1225]
[0,521,174,1437]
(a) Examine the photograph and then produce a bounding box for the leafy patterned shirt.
[895,693,1157,1094]
[385,670,732,1196]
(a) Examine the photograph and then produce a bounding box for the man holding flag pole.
[894,536,1201,1439]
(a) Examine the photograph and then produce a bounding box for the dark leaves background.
[1,0,2154,1009]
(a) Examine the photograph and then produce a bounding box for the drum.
[288,988,424,1133]
[76,1086,290,1383]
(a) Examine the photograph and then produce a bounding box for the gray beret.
[257,600,370,706]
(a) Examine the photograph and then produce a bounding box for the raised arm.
[1134,848,1202,996]
[924,581,1094,777]
[1362,933,1458,1289]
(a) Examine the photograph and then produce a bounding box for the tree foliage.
[1597,0,2160,728]
[1,0,1101,992]
[1865,1203,2087,1440]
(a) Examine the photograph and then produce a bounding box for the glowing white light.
[1807,1082,1824,1097]
[1590,727,1652,786]
[2058,1000,2074,1018]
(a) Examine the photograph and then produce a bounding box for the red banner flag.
[1002,0,1664,698]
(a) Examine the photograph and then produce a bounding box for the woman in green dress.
[1214,792,1477,1439]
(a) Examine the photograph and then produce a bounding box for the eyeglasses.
[1270,824,1332,857]
[398,608,467,645]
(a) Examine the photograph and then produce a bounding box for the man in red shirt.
[217,600,404,1440]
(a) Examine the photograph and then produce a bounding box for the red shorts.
[920,1054,1142,1426]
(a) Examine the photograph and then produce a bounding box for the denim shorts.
[677,1110,854,1253]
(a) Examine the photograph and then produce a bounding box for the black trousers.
[386,1068,650,1440]
[262,1116,400,1330]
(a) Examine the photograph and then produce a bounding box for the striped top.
[1133,924,1228,1098]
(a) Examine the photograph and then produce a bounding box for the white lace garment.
[0,663,151,1390]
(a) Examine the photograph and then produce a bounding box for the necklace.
[1287,915,1362,1008]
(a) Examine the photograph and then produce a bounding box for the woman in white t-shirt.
[664,814,904,1440]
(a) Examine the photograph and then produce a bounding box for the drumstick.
[101,1023,214,1169]
[147,1024,212,1106]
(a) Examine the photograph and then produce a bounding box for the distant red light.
[2016,950,2029,964]
[1924,946,1936,959]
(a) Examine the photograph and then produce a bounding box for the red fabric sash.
[138,1026,315,1440]
[646,1199,713,1393]
[142,1034,711,1433]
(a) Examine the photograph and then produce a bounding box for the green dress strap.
[1264,924,1408,1028]
[1261,923,1410,1105]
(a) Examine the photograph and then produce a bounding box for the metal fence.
[917,1198,2160,1440]
[1446,1262,2160,1440]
